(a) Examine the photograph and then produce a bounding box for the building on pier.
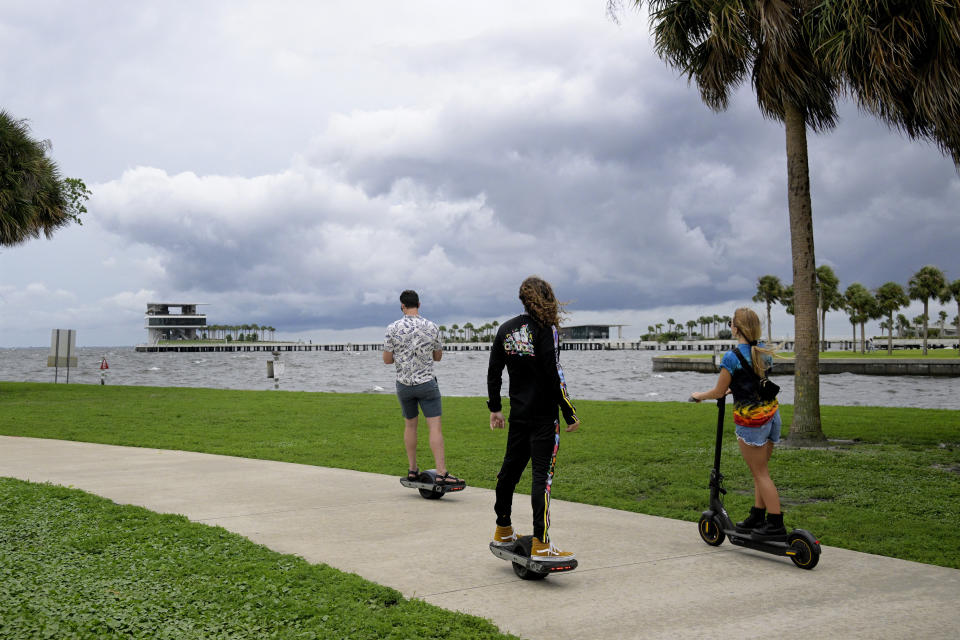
[145,302,207,344]
[558,324,628,340]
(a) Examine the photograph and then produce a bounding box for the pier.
[135,336,959,355]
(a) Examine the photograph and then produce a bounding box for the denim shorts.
[396,378,442,419]
[735,411,782,447]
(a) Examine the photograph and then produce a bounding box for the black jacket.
[487,314,577,425]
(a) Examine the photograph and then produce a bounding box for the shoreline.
[653,354,960,376]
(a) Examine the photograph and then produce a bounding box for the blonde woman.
[487,276,580,561]
[690,307,785,539]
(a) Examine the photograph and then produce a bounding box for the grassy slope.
[0,478,518,639]
[2,382,958,568]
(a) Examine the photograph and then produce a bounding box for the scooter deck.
[399,478,465,493]
[489,538,578,574]
[722,526,809,558]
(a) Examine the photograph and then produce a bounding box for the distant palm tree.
[666,318,675,335]
[781,285,795,316]
[896,314,910,339]
[940,280,960,354]
[450,324,459,343]
[655,323,663,336]
[816,266,843,351]
[686,319,696,339]
[844,283,877,354]
[875,282,909,355]
[909,266,947,355]
[753,275,784,343]
[463,322,475,342]
[438,325,447,342]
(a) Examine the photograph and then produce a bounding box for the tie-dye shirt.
[384,314,442,385]
[721,343,779,427]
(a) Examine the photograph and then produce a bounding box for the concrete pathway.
[2,436,958,640]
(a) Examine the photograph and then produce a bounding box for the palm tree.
[896,314,911,339]
[941,280,960,354]
[844,283,877,354]
[438,325,447,342]
[686,319,696,339]
[450,324,459,343]
[781,285,795,316]
[1,110,89,246]
[463,322,475,342]
[909,266,947,355]
[938,310,948,335]
[753,275,784,343]
[875,282,909,355]
[623,0,960,443]
[666,318,675,335]
[816,265,843,351]
[655,322,663,336]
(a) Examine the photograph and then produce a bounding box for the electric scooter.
[695,396,821,569]
[489,535,578,580]
[399,469,466,500]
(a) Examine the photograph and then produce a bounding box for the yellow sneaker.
[531,537,576,562]
[492,525,518,546]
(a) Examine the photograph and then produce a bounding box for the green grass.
[0,478,518,640]
[2,382,958,568]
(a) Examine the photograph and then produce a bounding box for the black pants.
[494,420,560,542]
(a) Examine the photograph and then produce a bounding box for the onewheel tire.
[788,532,820,570]
[698,514,725,546]
[512,561,548,580]
[419,488,443,499]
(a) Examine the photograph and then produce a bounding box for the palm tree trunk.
[819,305,825,351]
[782,102,825,444]
[922,301,929,356]
[766,301,773,343]
[887,312,894,355]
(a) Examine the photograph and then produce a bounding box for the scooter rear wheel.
[698,514,726,546]
[787,532,820,570]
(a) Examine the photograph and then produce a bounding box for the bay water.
[0,347,956,410]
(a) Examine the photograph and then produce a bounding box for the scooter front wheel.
[698,514,725,546]
[787,531,821,570]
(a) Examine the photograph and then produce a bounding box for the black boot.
[736,506,766,532]
[752,512,787,540]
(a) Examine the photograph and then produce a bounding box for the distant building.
[145,302,207,343]
[558,324,627,340]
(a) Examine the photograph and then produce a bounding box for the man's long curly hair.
[519,276,566,328]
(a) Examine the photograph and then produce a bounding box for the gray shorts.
[396,378,442,419]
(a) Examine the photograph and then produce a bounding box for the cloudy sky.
[2,0,958,347]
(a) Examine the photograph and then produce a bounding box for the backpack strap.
[732,347,761,381]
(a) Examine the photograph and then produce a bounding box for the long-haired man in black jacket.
[487,276,579,561]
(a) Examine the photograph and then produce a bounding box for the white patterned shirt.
[384,314,442,385]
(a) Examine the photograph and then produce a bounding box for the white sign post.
[48,329,78,383]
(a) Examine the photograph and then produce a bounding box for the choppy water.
[1,347,956,410]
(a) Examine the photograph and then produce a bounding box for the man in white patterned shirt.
[383,290,461,486]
